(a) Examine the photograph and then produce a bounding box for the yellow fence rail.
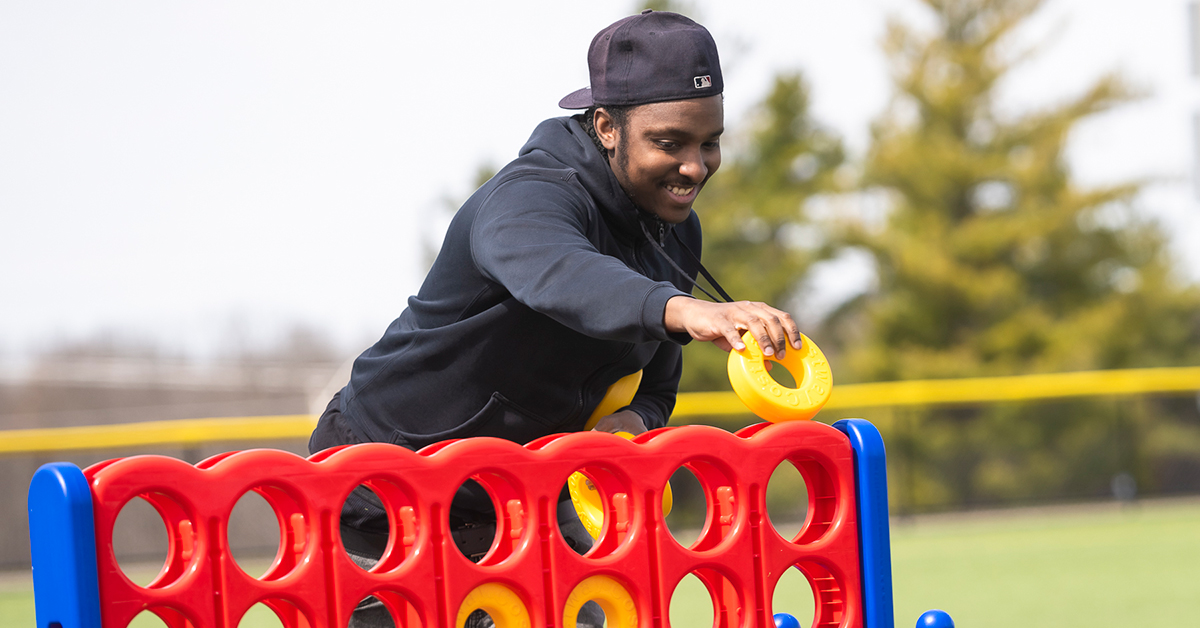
[674,365,1200,416]
[3,366,1199,455]
[0,415,315,455]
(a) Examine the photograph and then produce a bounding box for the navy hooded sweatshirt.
[331,115,701,451]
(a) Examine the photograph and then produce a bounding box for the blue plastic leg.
[832,419,895,628]
[28,462,102,628]
[917,609,954,627]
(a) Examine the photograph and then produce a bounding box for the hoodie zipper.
[630,214,665,274]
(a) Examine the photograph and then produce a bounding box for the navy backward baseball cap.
[559,10,723,109]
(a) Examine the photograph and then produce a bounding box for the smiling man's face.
[595,95,724,224]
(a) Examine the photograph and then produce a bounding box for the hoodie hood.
[516,116,665,243]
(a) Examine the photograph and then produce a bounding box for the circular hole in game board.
[463,610,494,627]
[226,489,281,579]
[127,609,171,628]
[354,590,424,628]
[350,595,392,627]
[339,484,393,571]
[561,464,636,558]
[771,564,817,628]
[573,603,606,628]
[449,478,500,563]
[663,466,706,549]
[112,496,170,587]
[235,602,287,628]
[766,459,810,542]
[560,469,599,556]
[669,570,735,628]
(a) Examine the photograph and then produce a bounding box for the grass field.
[5,498,1198,627]
[885,498,1200,627]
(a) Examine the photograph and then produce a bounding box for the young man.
[310,10,802,628]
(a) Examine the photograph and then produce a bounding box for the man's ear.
[593,108,618,153]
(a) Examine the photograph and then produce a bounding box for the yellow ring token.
[562,575,637,628]
[567,431,673,540]
[582,370,643,431]
[572,369,672,539]
[457,583,530,628]
[727,331,832,422]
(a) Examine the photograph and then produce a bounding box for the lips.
[665,183,697,202]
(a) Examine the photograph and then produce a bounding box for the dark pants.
[345,500,604,628]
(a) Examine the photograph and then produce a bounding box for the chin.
[654,206,693,224]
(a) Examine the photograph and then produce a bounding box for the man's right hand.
[663,296,802,359]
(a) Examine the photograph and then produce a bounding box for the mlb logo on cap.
[694,75,713,89]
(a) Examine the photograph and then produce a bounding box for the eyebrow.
[644,125,725,139]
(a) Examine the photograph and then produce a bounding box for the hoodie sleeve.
[471,176,687,344]
[624,339,682,430]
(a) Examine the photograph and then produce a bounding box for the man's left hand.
[590,409,648,435]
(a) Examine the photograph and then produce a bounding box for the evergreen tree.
[836,0,1200,381]
[828,0,1200,509]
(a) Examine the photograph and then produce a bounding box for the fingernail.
[735,342,746,350]
[762,345,774,356]
[778,349,786,359]
[793,339,803,349]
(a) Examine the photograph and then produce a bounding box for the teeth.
[667,185,694,196]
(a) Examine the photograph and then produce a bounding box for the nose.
[678,147,708,183]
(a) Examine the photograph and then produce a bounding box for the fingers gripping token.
[727,331,832,422]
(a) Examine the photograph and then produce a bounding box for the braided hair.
[578,104,634,158]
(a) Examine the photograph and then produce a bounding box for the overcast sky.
[2,0,1197,362]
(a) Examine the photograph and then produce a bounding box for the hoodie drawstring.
[638,217,735,304]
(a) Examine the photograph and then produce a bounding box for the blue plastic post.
[832,419,895,628]
[28,462,103,628]
[774,612,801,628]
[917,609,954,627]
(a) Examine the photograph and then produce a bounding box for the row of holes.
[114,460,814,584]
[117,567,820,628]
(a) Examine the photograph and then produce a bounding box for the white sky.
[2,0,1197,361]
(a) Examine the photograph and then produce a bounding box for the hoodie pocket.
[399,391,560,449]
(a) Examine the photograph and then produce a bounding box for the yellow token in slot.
[568,431,673,540]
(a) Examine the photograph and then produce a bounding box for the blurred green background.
[5,0,1200,626]
[669,0,1200,514]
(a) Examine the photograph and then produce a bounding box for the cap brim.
[558,87,593,109]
